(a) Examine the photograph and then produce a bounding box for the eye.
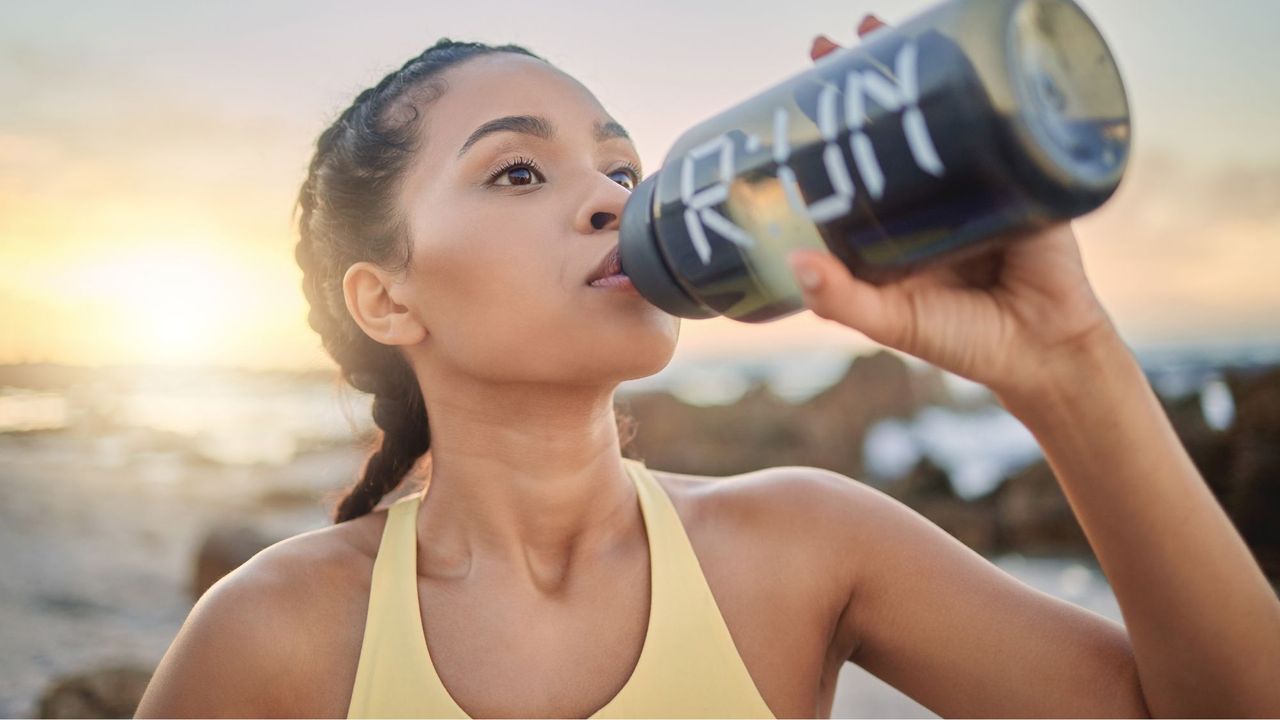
[488,156,546,187]
[608,161,642,191]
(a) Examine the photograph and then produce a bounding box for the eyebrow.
[456,114,632,158]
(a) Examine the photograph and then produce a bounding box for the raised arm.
[994,322,1280,716]
[790,14,1280,713]
[804,463,1148,717]
[787,215,1280,716]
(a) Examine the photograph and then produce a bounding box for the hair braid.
[293,39,544,524]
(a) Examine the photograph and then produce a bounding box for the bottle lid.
[1006,0,1130,198]
[618,174,718,319]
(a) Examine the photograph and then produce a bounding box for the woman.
[136,15,1280,719]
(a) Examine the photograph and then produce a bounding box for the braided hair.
[293,39,639,524]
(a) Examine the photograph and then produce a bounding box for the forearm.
[997,326,1280,718]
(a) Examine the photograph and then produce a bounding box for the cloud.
[1075,148,1280,346]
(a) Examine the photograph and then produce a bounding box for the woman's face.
[386,53,679,387]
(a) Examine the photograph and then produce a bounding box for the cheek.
[431,265,679,381]
[425,198,561,296]
[443,299,601,383]
[411,198,680,381]
[416,216,576,371]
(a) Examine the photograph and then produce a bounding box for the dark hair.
[294,38,639,524]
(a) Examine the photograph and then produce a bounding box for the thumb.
[787,249,900,343]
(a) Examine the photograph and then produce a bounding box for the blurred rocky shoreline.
[622,351,1280,582]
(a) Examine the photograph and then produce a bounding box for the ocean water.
[861,404,1044,498]
[2,339,1267,468]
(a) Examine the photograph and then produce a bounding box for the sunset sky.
[2,0,1278,370]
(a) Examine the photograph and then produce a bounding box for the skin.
[136,16,1280,720]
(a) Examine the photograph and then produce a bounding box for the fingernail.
[789,256,822,291]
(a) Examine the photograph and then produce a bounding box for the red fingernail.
[810,35,838,60]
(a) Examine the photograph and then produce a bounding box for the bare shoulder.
[646,463,895,703]
[648,463,880,628]
[135,509,389,718]
[651,462,879,545]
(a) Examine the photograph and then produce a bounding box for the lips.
[585,244,623,285]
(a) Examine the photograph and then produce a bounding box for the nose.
[575,175,628,234]
[590,211,615,231]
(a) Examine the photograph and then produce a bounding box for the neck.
[409,368,642,594]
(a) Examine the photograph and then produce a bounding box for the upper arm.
[786,467,1151,718]
[134,541,317,718]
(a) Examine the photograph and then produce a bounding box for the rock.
[37,664,152,719]
[623,383,807,478]
[911,363,963,410]
[255,485,323,510]
[191,522,278,602]
[805,350,931,418]
[885,456,955,503]
[623,349,985,483]
[990,460,1090,557]
[795,351,931,476]
[621,390,721,473]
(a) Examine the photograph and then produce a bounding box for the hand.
[789,14,1119,401]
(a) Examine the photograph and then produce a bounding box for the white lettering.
[680,135,755,265]
[843,39,946,199]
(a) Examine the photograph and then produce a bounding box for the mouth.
[586,243,640,292]
[586,242,627,284]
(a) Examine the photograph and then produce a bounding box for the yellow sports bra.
[346,456,776,718]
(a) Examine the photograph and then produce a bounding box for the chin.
[590,313,679,381]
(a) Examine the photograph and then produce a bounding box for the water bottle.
[618,0,1130,321]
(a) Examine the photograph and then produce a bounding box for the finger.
[857,13,887,37]
[810,34,842,61]
[787,249,902,344]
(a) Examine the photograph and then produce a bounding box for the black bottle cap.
[618,174,717,319]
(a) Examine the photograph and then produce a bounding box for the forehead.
[423,53,611,155]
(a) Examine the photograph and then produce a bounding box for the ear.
[341,261,428,347]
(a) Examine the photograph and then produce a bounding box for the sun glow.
[52,245,260,366]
